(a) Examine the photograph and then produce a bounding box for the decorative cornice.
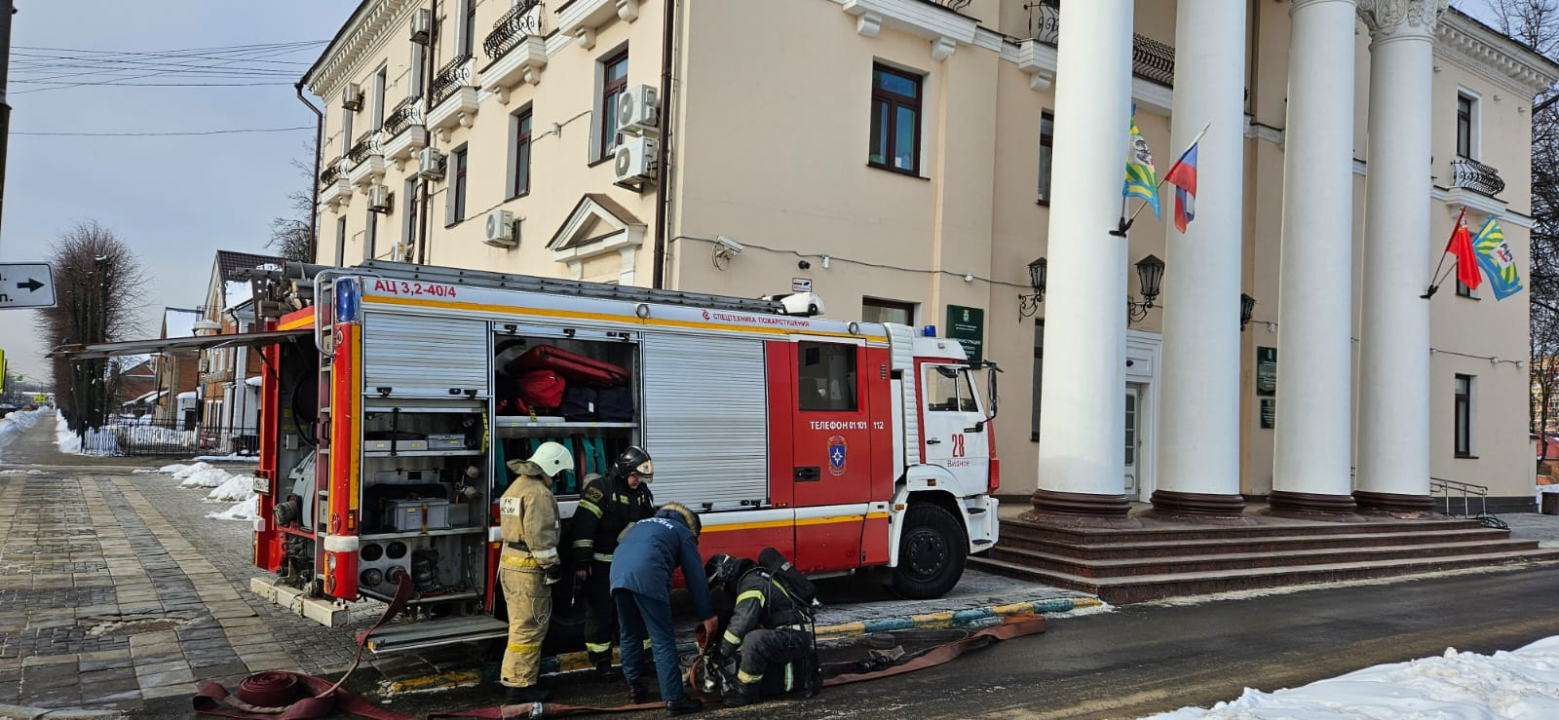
[1357,0,1447,43]
[1436,10,1559,97]
[305,0,421,100]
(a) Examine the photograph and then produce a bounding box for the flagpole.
[1422,207,1467,299]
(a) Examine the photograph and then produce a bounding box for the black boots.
[724,682,760,708]
[596,661,623,683]
[665,696,704,716]
[629,680,652,704]
[504,684,551,704]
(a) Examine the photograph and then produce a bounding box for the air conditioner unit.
[342,84,364,112]
[198,358,211,373]
[368,185,392,213]
[410,8,433,45]
[613,136,657,185]
[616,84,660,136]
[485,210,518,248]
[417,147,446,180]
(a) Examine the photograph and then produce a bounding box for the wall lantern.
[1018,257,1047,319]
[1126,254,1164,324]
[1240,293,1257,332]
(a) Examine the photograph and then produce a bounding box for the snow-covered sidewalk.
[0,408,50,457]
[156,461,259,521]
[1144,635,1559,719]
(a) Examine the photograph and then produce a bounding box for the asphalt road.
[137,563,1558,719]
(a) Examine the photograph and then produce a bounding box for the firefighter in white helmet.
[497,441,572,704]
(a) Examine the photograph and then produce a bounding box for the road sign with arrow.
[0,263,56,309]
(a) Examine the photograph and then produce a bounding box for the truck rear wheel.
[890,503,967,599]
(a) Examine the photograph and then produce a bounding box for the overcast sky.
[0,0,355,383]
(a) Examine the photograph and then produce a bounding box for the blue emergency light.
[922,325,937,337]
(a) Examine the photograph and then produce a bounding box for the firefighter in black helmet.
[570,445,657,679]
[704,553,814,708]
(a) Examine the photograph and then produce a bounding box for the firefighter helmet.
[612,445,654,484]
[704,553,754,590]
[525,441,575,478]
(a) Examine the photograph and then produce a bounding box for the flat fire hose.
[426,614,1048,719]
[193,574,420,720]
[195,579,1044,720]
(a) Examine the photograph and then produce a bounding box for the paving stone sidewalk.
[0,413,368,714]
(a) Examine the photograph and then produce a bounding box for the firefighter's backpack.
[758,546,818,607]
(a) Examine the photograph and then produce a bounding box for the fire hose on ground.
[193,575,1047,720]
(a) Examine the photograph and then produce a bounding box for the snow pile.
[154,460,256,521]
[173,463,233,489]
[0,408,47,456]
[1145,635,1559,720]
[207,473,256,502]
[208,496,259,521]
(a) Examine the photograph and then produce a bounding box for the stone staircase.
[969,513,1559,604]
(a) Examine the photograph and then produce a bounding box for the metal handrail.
[430,54,473,107]
[932,0,973,10]
[1451,157,1506,197]
[346,132,383,166]
[383,95,423,139]
[483,0,543,61]
[1027,4,1175,87]
[1430,476,1506,528]
[319,160,344,187]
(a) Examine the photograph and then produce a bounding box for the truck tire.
[891,503,967,599]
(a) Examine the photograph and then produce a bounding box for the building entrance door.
[1125,384,1142,501]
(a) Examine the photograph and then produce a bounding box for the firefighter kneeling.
[497,442,571,704]
[702,552,820,707]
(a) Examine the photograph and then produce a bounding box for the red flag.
[1447,209,1481,290]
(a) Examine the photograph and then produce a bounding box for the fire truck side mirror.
[985,364,1000,421]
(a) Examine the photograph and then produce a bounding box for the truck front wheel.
[890,503,967,599]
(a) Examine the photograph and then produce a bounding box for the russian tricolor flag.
[1164,142,1198,234]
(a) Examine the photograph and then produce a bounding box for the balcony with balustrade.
[480,1,548,104]
[382,95,428,169]
[346,131,386,190]
[428,54,479,141]
[1015,1,1175,108]
[319,159,351,209]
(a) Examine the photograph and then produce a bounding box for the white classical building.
[303,0,1556,514]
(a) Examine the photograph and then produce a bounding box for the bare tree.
[267,156,316,263]
[1483,0,1559,55]
[1531,305,1559,468]
[37,221,147,434]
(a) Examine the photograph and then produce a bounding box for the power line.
[11,42,325,95]
[12,80,293,88]
[14,126,313,137]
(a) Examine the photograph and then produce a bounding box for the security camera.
[798,260,812,270]
[714,235,744,255]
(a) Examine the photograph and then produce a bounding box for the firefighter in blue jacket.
[610,502,718,716]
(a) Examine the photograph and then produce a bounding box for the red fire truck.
[71,261,1000,650]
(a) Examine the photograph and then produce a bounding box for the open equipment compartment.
[491,324,640,500]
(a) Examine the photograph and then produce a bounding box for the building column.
[1026,0,1137,527]
[1354,1,1446,516]
[1150,0,1250,522]
[1271,0,1362,519]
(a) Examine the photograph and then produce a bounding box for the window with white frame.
[1456,93,1477,160]
[1454,373,1476,457]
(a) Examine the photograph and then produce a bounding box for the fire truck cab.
[242,261,999,650]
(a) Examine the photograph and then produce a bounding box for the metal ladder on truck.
[1430,477,1509,530]
[356,260,791,314]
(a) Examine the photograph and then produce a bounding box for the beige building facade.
[304,0,1556,510]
